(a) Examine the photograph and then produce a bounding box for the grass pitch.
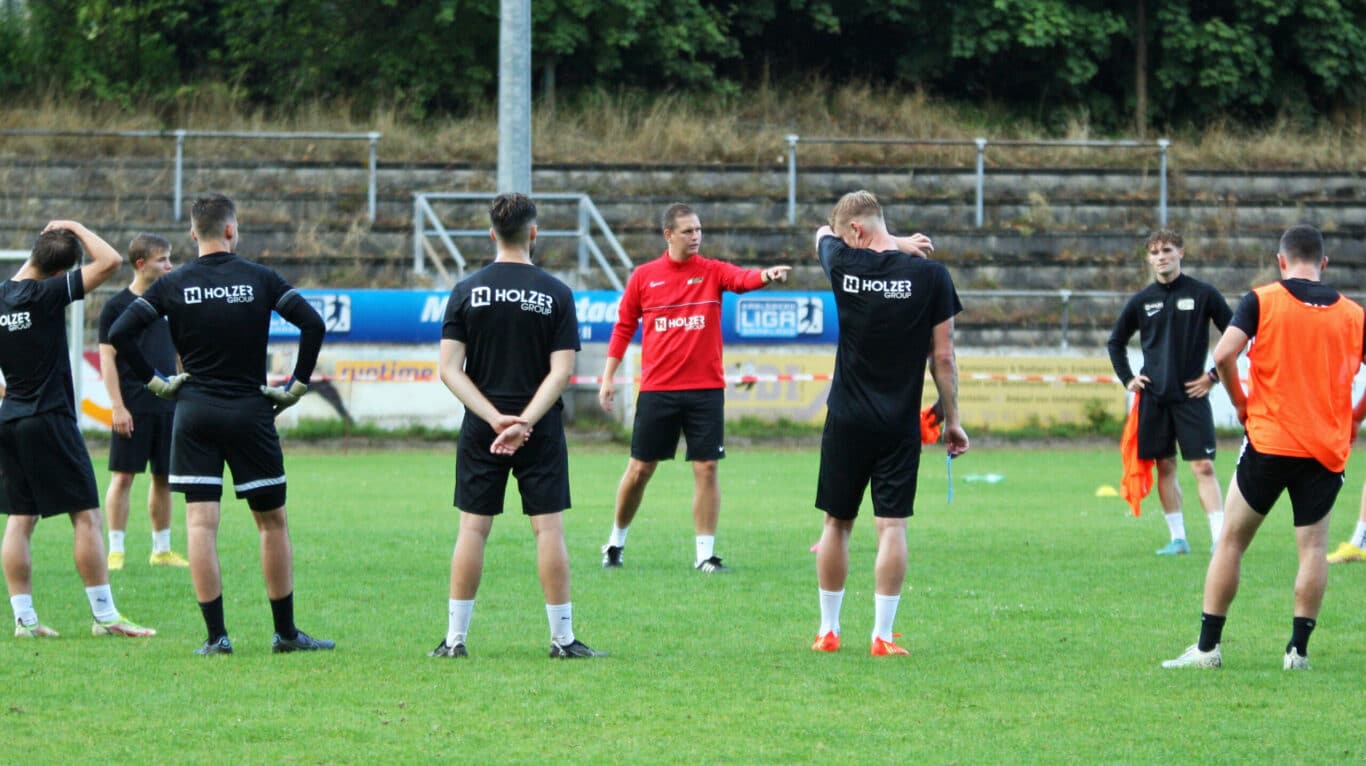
[5,443,1365,763]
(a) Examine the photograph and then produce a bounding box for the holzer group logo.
[0,311,31,332]
[841,274,913,299]
[184,285,254,305]
[654,315,706,332]
[470,286,555,315]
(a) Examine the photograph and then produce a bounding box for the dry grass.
[0,82,1362,170]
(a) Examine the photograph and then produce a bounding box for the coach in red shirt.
[598,203,790,573]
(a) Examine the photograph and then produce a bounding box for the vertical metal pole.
[497,0,532,194]
[786,134,798,226]
[1059,289,1072,351]
[577,196,590,276]
[367,132,380,224]
[1158,139,1170,226]
[974,138,987,228]
[173,129,186,222]
[413,195,425,275]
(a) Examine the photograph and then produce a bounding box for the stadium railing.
[411,192,632,289]
[783,135,1171,228]
[0,128,382,223]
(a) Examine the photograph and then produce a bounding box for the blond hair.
[829,190,884,231]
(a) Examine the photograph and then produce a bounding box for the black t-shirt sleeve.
[930,263,962,325]
[441,286,467,343]
[275,288,325,384]
[1229,291,1259,338]
[1209,286,1234,331]
[1106,295,1140,382]
[97,294,120,344]
[551,285,581,353]
[818,235,845,279]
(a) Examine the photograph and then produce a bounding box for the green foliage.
[0,0,1362,128]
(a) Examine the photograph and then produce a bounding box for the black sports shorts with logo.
[0,411,100,517]
[1235,438,1343,527]
[456,407,570,516]
[170,395,286,511]
[1137,395,1217,461]
[109,410,173,475]
[816,417,922,520]
[630,389,725,462]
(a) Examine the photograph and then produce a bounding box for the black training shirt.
[1107,273,1232,404]
[0,271,83,422]
[108,252,324,401]
[1230,278,1366,354]
[442,262,580,413]
[98,287,176,415]
[819,235,962,430]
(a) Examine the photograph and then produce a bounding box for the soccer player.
[1107,230,1233,555]
[597,203,791,573]
[1325,485,1366,563]
[810,190,968,656]
[430,193,601,659]
[108,193,331,656]
[0,221,156,639]
[1162,224,1365,670]
[98,233,188,570]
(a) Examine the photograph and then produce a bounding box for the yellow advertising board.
[721,351,1124,429]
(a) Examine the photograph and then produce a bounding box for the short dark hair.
[191,193,237,241]
[661,203,696,232]
[129,233,171,265]
[489,193,537,245]
[1279,224,1323,264]
[1145,229,1183,250]
[31,229,82,276]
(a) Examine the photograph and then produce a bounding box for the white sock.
[1208,512,1224,544]
[108,530,126,555]
[608,525,629,548]
[546,602,574,646]
[695,535,715,565]
[1164,511,1187,541]
[85,585,118,623]
[818,589,844,636]
[446,599,474,646]
[1352,521,1366,549]
[10,594,37,626]
[152,528,171,554]
[873,593,901,643]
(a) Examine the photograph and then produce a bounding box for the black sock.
[1198,612,1226,652]
[1287,616,1316,656]
[270,592,297,640]
[199,595,227,642]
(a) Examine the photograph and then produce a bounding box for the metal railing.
[785,135,1170,228]
[0,128,382,223]
[412,192,633,289]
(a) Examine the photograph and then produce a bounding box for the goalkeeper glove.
[146,371,189,400]
[260,377,308,413]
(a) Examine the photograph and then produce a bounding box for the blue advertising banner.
[272,289,839,345]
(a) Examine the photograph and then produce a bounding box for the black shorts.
[815,417,922,520]
[170,395,286,510]
[0,411,100,517]
[456,407,570,516]
[1234,438,1343,527]
[1137,395,1217,461]
[108,410,173,475]
[630,389,725,462]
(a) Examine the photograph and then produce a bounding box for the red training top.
[607,252,765,391]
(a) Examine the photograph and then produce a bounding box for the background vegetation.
[1,0,1363,135]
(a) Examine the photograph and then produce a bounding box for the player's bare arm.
[43,220,122,292]
[598,355,622,412]
[439,338,526,433]
[492,349,576,456]
[1212,325,1251,422]
[760,266,791,285]
[98,343,133,437]
[893,233,934,257]
[930,317,969,457]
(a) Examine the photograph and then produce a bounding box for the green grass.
[5,443,1365,763]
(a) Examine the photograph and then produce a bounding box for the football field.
[6,442,1364,763]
